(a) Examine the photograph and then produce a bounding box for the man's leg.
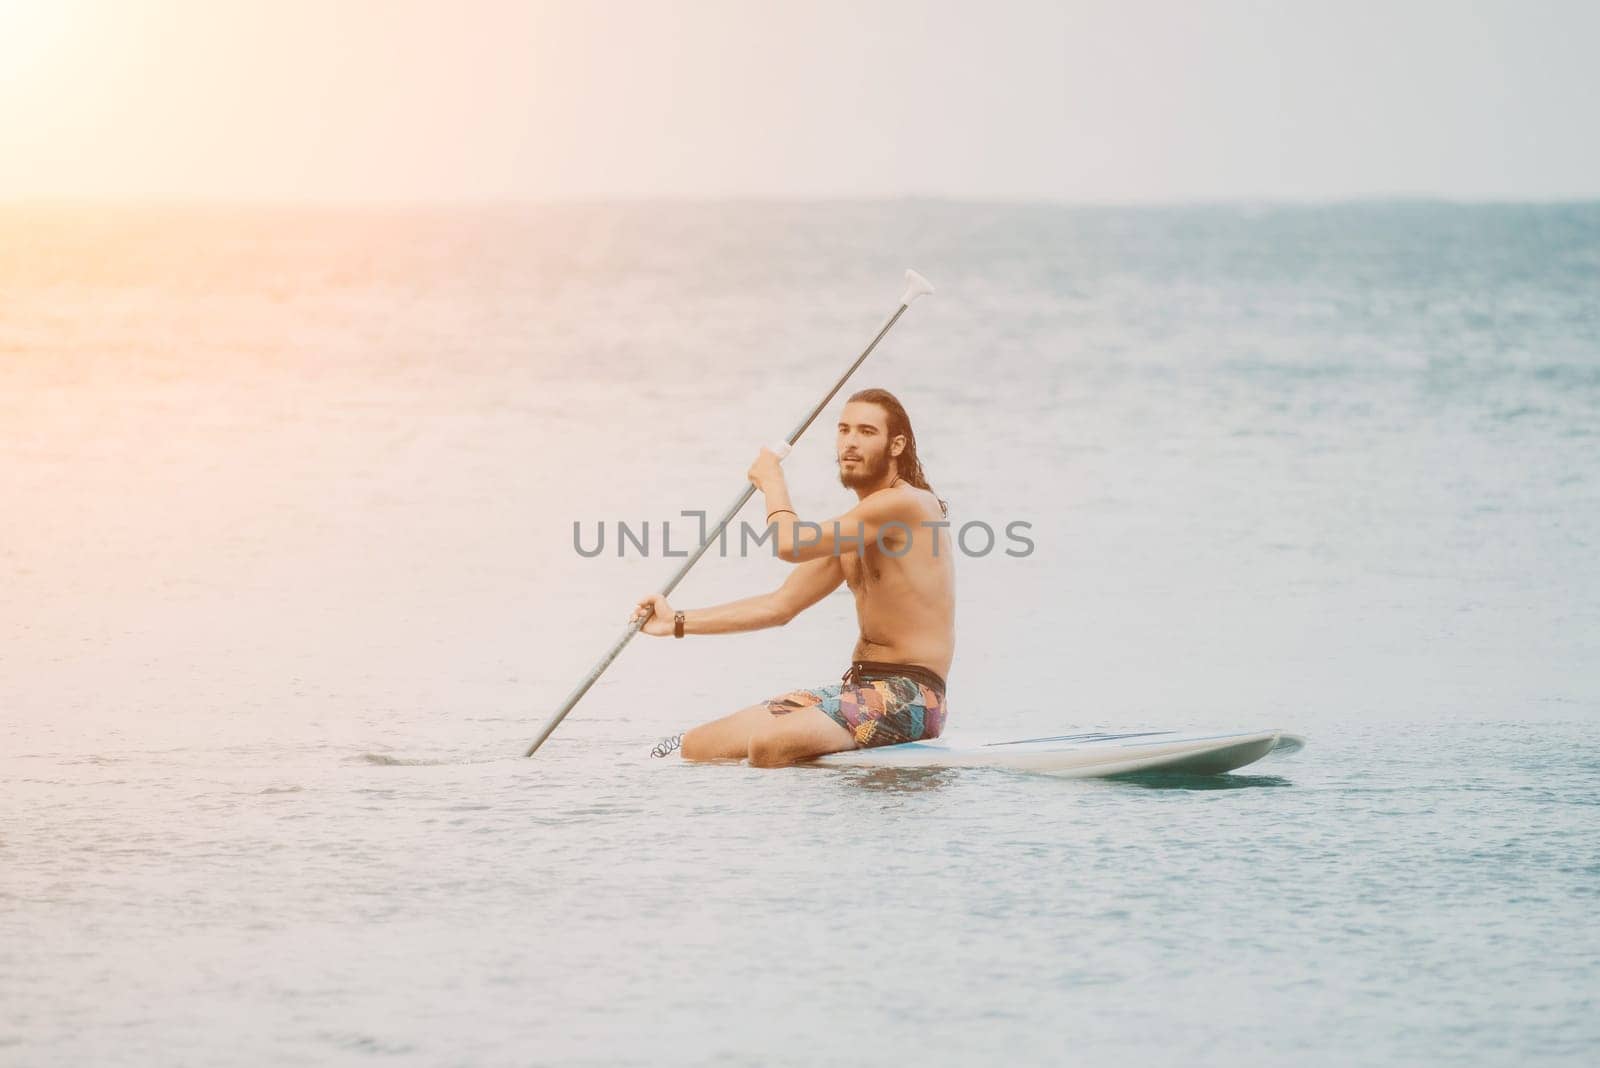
[747,706,856,768]
[679,703,775,762]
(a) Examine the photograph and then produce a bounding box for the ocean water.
[2,201,1597,1065]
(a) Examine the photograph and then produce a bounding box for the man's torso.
[840,486,955,678]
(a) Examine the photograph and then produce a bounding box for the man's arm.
[745,446,923,564]
[632,555,845,637]
[771,490,920,563]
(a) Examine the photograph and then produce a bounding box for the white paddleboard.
[811,728,1305,778]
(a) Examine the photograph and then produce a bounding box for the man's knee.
[679,727,717,762]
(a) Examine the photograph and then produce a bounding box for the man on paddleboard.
[633,388,955,767]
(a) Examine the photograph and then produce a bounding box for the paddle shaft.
[522,302,912,758]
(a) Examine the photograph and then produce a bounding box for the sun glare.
[0,0,74,84]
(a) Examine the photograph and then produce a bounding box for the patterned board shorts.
[764,661,948,749]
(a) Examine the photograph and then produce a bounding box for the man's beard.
[838,449,891,489]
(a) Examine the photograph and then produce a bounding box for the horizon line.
[3,192,1599,211]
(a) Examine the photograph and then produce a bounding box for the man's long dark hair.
[848,387,948,517]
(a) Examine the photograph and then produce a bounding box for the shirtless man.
[632,388,955,767]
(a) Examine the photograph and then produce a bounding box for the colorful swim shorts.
[764,660,947,749]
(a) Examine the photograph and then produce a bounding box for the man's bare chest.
[841,546,890,590]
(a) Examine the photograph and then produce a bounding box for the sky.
[1,0,1597,202]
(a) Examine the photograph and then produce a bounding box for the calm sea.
[3,202,1597,1065]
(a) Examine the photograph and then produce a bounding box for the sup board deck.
[810,728,1305,778]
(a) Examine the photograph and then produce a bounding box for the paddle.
[523,269,936,757]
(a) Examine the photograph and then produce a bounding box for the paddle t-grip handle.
[899,269,935,307]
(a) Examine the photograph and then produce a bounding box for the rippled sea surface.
[3,202,1598,1065]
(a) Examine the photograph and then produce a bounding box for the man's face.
[836,401,898,489]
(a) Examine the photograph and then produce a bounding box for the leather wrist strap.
[673,611,685,639]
